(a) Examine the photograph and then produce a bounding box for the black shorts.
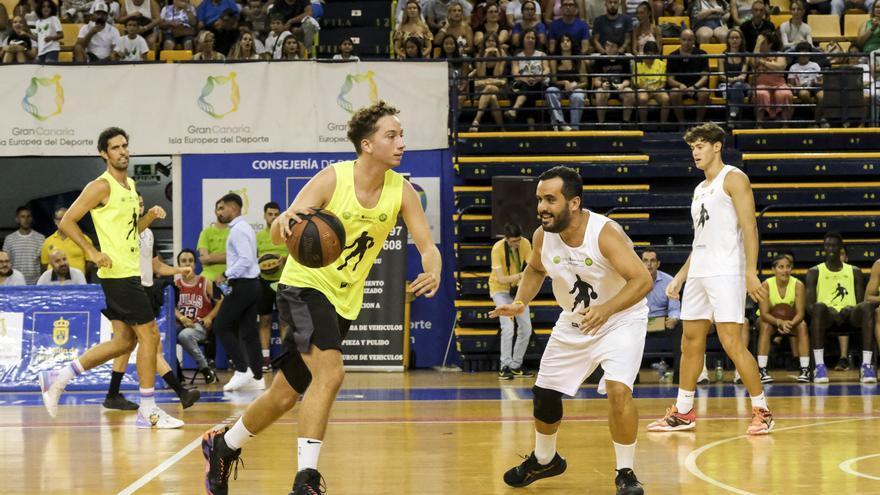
[143,283,164,318]
[99,276,155,326]
[258,278,278,316]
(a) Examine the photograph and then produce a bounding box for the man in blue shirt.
[213,193,266,392]
[642,248,680,328]
[548,0,590,54]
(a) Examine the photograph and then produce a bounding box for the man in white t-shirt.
[37,250,87,285]
[0,250,26,286]
[113,18,150,60]
[74,2,121,62]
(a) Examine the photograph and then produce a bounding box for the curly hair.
[684,122,725,146]
[346,101,400,154]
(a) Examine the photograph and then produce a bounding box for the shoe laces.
[295,472,326,495]
[751,407,771,424]
[218,453,244,484]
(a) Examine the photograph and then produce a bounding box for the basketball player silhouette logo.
[126,209,137,241]
[337,231,375,271]
[569,274,598,311]
[831,283,849,303]
[697,204,710,229]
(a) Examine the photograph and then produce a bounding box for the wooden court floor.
[4,370,880,494]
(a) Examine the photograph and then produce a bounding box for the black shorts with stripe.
[99,276,155,326]
[258,278,278,316]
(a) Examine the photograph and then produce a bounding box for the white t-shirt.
[332,54,360,61]
[114,34,149,60]
[0,270,26,286]
[139,228,155,287]
[506,0,541,23]
[35,16,62,55]
[77,22,121,59]
[36,267,87,285]
[788,61,822,87]
[265,30,292,59]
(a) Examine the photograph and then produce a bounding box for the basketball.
[770,303,797,321]
[258,253,282,275]
[286,208,346,268]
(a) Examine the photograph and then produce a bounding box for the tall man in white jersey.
[647,123,774,435]
[491,166,653,495]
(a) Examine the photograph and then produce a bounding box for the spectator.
[474,2,509,52]
[14,0,36,28]
[89,0,120,24]
[546,32,588,130]
[279,33,305,58]
[198,198,230,284]
[207,7,240,55]
[264,13,291,59]
[175,248,219,384]
[394,0,433,59]
[438,33,470,108]
[241,0,268,39]
[0,251,26,286]
[469,0,500,30]
[403,35,426,58]
[193,29,225,60]
[756,254,811,383]
[634,40,670,123]
[34,0,62,63]
[74,2,120,63]
[728,0,752,25]
[112,18,150,60]
[592,0,633,54]
[196,0,239,31]
[586,0,610,22]
[857,2,880,54]
[739,0,773,52]
[593,37,636,124]
[507,0,542,25]
[269,0,318,49]
[37,249,87,285]
[160,0,197,51]
[807,232,877,383]
[632,1,661,54]
[666,29,710,124]
[719,27,749,121]
[426,0,473,32]
[434,1,474,55]
[549,0,590,54]
[541,0,563,23]
[506,29,550,126]
[41,207,94,278]
[119,0,161,51]
[653,0,683,19]
[255,202,288,371]
[489,223,534,380]
[0,2,8,35]
[469,32,509,131]
[237,20,268,55]
[228,29,260,59]
[510,0,547,51]
[691,0,729,44]
[787,41,822,122]
[1,15,35,63]
[331,37,359,60]
[394,0,426,24]
[779,0,812,51]
[3,206,43,285]
[642,248,680,330]
[752,31,793,125]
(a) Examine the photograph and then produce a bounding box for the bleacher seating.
[316,0,392,58]
[808,14,843,41]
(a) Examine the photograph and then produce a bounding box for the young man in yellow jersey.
[202,101,442,495]
[39,127,184,429]
[807,232,876,383]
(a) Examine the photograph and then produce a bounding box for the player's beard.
[540,207,571,233]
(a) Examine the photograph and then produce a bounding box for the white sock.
[750,393,768,410]
[297,438,323,471]
[757,355,768,368]
[139,387,156,410]
[863,351,873,366]
[814,349,825,366]
[225,418,255,450]
[534,430,557,465]
[675,389,695,414]
[56,359,84,385]
[613,441,636,470]
[262,349,270,358]
[800,357,811,368]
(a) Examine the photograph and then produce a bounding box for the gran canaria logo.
[198,72,240,119]
[336,71,378,114]
[22,74,64,121]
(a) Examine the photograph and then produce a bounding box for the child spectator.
[787,41,822,121]
[403,35,425,58]
[112,17,149,60]
[331,37,359,60]
[264,13,291,59]
[280,32,305,59]
[34,0,61,63]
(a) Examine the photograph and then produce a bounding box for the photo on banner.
[202,178,272,232]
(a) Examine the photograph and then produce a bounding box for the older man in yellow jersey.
[202,101,442,495]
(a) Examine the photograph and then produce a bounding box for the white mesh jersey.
[540,210,648,334]
[689,165,747,278]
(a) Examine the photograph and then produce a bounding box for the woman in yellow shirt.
[756,254,810,383]
[633,41,669,124]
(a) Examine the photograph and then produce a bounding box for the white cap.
[93,2,109,12]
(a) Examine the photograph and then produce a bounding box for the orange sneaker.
[747,407,775,435]
[646,405,696,432]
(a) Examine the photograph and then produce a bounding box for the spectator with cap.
[0,251,26,286]
[3,206,43,285]
[74,2,121,63]
[37,250,87,285]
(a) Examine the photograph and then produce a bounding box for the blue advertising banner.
[0,285,176,391]
[180,150,457,368]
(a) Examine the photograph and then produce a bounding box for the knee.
[605,382,632,411]
[532,385,563,424]
[857,301,874,317]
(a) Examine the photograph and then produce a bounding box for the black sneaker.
[498,366,513,380]
[180,388,201,409]
[262,356,272,373]
[103,394,139,411]
[797,367,812,383]
[836,357,851,371]
[201,367,218,384]
[615,468,644,495]
[503,452,567,487]
[510,367,535,378]
[202,428,243,495]
[290,468,325,495]
[759,367,774,384]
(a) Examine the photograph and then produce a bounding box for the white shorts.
[680,275,745,324]
[534,317,647,397]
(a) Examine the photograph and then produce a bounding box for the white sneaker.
[239,376,266,391]
[39,369,66,418]
[697,367,710,385]
[223,369,254,392]
[136,407,184,429]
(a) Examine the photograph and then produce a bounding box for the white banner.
[0,61,449,156]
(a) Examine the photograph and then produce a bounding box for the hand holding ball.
[286,208,346,268]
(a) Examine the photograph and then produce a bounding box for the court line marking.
[116,422,227,495]
[684,417,876,494]
[839,453,880,481]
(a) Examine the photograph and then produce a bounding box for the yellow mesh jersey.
[91,171,141,279]
[815,262,857,311]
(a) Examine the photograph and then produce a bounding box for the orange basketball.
[286,208,346,268]
[770,303,797,321]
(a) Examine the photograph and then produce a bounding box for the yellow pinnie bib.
[90,171,141,279]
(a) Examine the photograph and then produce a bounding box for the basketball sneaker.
[180,388,201,409]
[200,367,218,384]
[614,468,644,495]
[646,405,696,432]
[103,394,139,411]
[38,369,66,418]
[238,376,266,391]
[136,407,184,429]
[223,369,255,391]
[746,407,775,435]
[503,452,567,487]
[758,367,773,383]
[835,356,851,371]
[510,367,534,378]
[860,363,877,383]
[796,367,812,383]
[814,364,829,383]
[498,367,513,380]
[202,428,243,495]
[290,468,325,495]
